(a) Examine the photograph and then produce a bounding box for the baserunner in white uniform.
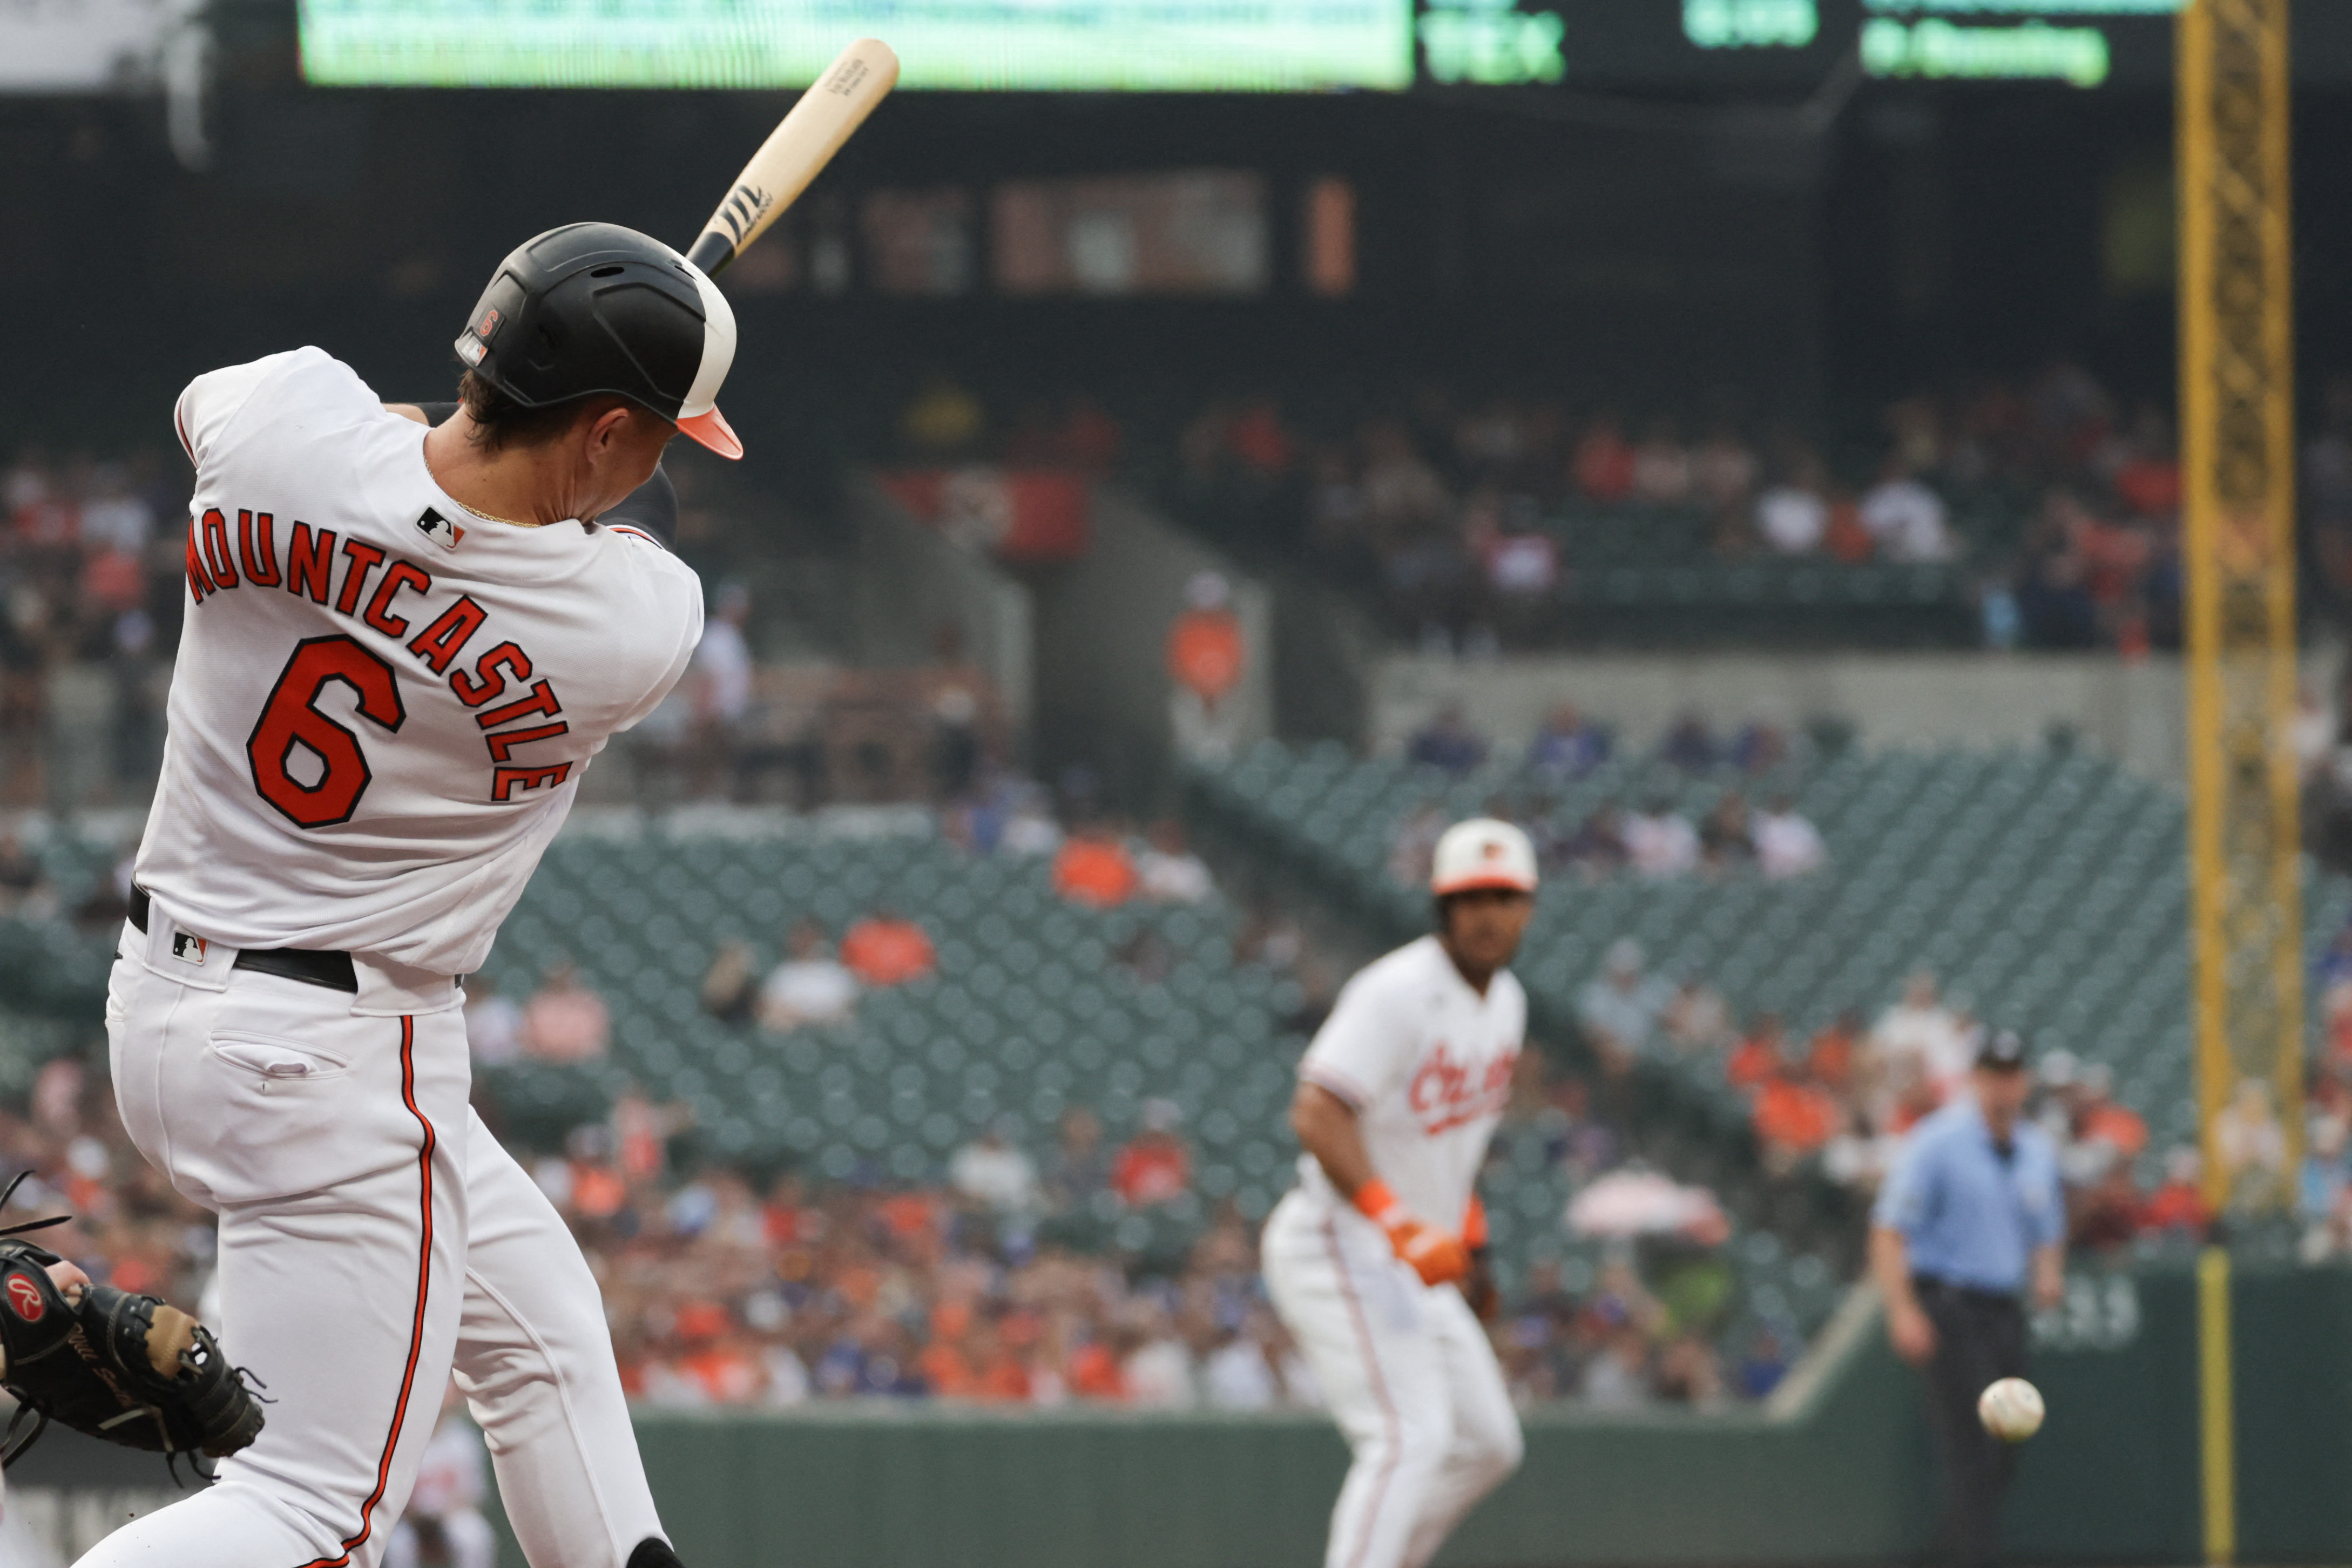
[86,222,735,1568]
[1263,818,1537,1568]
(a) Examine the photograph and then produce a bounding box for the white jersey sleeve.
[1297,965,1417,1111]
[604,538,704,735]
[175,356,290,469]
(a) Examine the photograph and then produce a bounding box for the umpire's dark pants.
[1914,1275,2030,1568]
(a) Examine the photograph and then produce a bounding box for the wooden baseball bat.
[684,38,900,279]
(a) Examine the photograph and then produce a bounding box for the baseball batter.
[84,222,730,1568]
[1263,818,1536,1568]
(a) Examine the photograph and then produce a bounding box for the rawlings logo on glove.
[0,1174,263,1472]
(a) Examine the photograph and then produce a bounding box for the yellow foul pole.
[2178,0,2301,1220]
[2179,6,2298,1559]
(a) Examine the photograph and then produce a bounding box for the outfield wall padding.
[484,1263,2343,1565]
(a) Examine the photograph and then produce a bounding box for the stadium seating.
[1190,738,2352,1166]
[1181,737,2352,1338]
[473,828,1302,1257]
[1537,505,1976,645]
[17,738,2339,1363]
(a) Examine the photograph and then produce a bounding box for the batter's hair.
[457,370,633,455]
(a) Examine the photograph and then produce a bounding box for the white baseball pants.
[79,910,667,1568]
[1262,1190,1523,1568]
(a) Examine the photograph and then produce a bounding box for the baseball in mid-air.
[1978,1377,2046,1442]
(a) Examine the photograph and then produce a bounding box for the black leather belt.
[128,888,358,994]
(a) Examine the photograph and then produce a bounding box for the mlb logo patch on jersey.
[416,508,465,551]
[171,930,208,964]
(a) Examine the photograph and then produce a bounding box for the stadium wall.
[513,1265,2350,1567]
[1031,488,1273,808]
[17,1263,2352,1563]
[850,477,1036,731]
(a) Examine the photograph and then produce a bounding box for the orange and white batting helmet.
[1430,818,1538,897]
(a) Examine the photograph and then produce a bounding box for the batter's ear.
[584,404,637,451]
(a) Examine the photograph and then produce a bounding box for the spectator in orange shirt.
[969,1320,1033,1403]
[762,1174,822,1247]
[1111,1099,1192,1207]
[653,1302,766,1406]
[2139,1147,2211,1240]
[1573,413,1637,504]
[917,1301,979,1398]
[1822,491,1875,563]
[2073,1062,2148,1160]
[1053,824,1140,908]
[1169,575,1246,709]
[2112,406,2181,518]
[1807,1011,1862,1094]
[1067,1337,1126,1401]
[1226,397,1296,477]
[1726,1014,1788,1094]
[567,1159,628,1222]
[841,908,937,986]
[1753,1060,1839,1175]
[1169,571,1248,766]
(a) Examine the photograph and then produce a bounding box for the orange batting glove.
[1355,1179,1470,1286]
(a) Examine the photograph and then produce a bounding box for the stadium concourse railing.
[360,1259,2319,1568]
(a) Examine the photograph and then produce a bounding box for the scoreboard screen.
[295,0,1416,91]
[293,0,2351,92]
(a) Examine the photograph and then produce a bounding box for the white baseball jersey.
[1294,934,1525,1227]
[134,347,702,976]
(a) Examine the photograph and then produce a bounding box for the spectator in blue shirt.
[1869,1028,2067,1568]
[1407,703,1486,775]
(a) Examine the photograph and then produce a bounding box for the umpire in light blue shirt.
[1869,1028,2066,1568]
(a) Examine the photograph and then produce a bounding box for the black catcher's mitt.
[0,1187,262,1470]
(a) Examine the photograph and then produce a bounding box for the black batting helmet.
[455,222,741,459]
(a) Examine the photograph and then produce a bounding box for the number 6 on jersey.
[246,634,407,828]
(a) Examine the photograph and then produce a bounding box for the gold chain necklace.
[453,497,541,529]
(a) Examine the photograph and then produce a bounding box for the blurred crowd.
[525,1066,1769,1415]
[1389,707,1827,884]
[1568,939,2218,1260]
[0,449,188,809]
[0,941,1772,1417]
[2291,919,2352,1260]
[1163,362,2236,655]
[456,881,1770,1411]
[557,1140,1319,1411]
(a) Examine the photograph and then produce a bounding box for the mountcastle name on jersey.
[136,348,702,976]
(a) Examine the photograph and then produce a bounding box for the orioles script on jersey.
[185,506,580,808]
[1293,935,1526,1229]
[1407,1040,1520,1137]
